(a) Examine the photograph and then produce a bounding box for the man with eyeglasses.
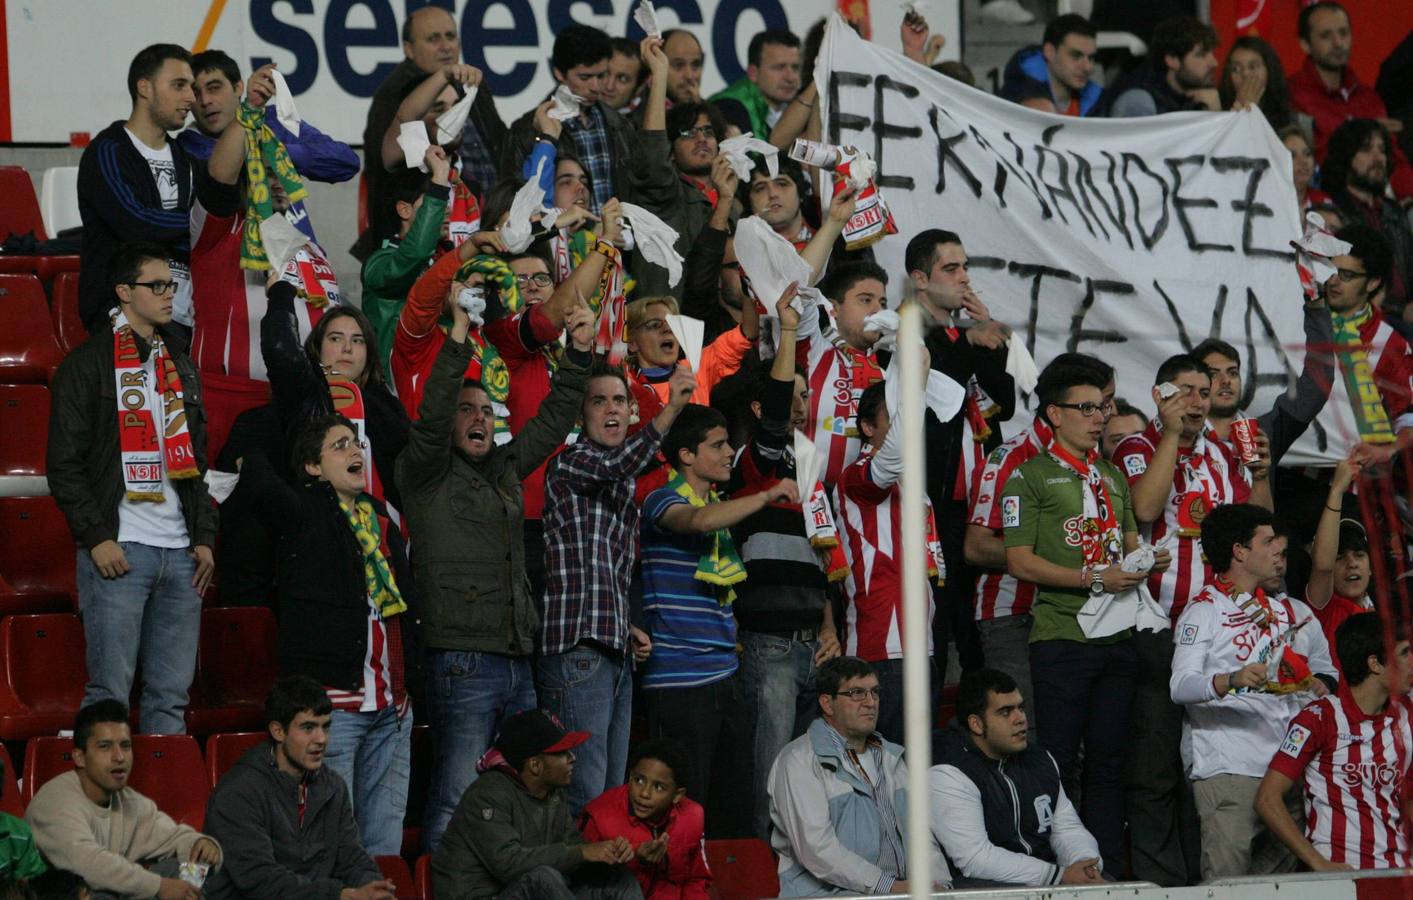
[1002,359,1161,876]
[768,656,951,896]
[1111,352,1269,886]
[48,242,218,736]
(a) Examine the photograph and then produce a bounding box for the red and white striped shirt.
[325,612,407,715]
[835,448,936,662]
[1269,688,1413,870]
[1111,422,1250,622]
[968,418,1049,620]
[797,313,884,489]
[1357,306,1413,432]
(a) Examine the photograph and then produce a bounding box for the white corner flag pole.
[898,303,932,897]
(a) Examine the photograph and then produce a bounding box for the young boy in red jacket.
[580,740,711,899]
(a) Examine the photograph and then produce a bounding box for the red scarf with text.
[112,309,200,501]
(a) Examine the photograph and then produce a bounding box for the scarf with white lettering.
[112,308,199,501]
[1046,439,1122,568]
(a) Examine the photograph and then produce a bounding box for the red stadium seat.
[0,385,49,476]
[357,171,368,235]
[0,167,46,241]
[377,856,417,900]
[50,271,86,355]
[204,731,266,787]
[126,734,209,830]
[0,496,78,612]
[21,736,75,806]
[0,613,86,742]
[186,607,278,734]
[704,839,778,900]
[34,256,79,286]
[415,854,434,900]
[0,745,22,816]
[0,274,63,383]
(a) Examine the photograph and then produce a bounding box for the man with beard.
[1322,120,1413,318]
[1108,16,1221,117]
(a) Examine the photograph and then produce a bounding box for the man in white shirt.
[1170,502,1336,879]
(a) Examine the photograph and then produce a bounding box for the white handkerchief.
[633,0,662,38]
[882,330,966,425]
[270,69,301,137]
[845,150,877,191]
[901,0,931,12]
[1005,335,1040,394]
[620,202,683,286]
[862,309,900,351]
[734,216,814,312]
[718,133,779,181]
[793,429,821,495]
[257,212,309,278]
[549,84,587,121]
[436,86,478,145]
[397,120,432,171]
[665,315,705,372]
[500,157,549,254]
[1293,210,1351,286]
[1078,545,1166,639]
[456,285,487,327]
[204,470,240,505]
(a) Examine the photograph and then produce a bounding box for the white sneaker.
[979,0,1036,25]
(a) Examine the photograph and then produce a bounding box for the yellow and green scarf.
[339,497,407,619]
[237,101,307,271]
[1332,305,1396,444]
[665,466,747,605]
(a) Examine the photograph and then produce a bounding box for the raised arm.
[398,306,476,493]
[1127,392,1187,523]
[509,303,595,480]
[1306,456,1359,610]
[380,64,482,172]
[798,183,856,284]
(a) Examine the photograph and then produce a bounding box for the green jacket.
[432,768,584,900]
[0,813,45,882]
[628,128,715,299]
[711,77,773,141]
[360,183,449,373]
[394,333,589,656]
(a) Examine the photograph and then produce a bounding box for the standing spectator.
[1258,613,1413,871]
[538,364,696,814]
[743,159,815,247]
[1002,360,1162,875]
[203,676,396,900]
[27,701,223,899]
[998,15,1102,117]
[711,31,802,139]
[660,30,705,106]
[605,38,646,114]
[1305,457,1374,660]
[78,44,197,334]
[768,657,951,896]
[47,243,216,735]
[1288,2,1413,199]
[234,414,418,857]
[397,295,594,852]
[930,669,1104,888]
[1100,400,1147,459]
[1322,121,1413,318]
[1171,504,1336,879]
[1217,36,1294,128]
[1106,17,1220,117]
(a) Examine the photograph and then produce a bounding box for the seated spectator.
[768,656,950,896]
[47,242,216,735]
[27,701,222,900]
[234,414,418,857]
[1258,612,1413,870]
[78,44,198,334]
[579,739,711,899]
[203,676,394,900]
[711,31,801,139]
[1305,456,1374,660]
[1279,125,1331,213]
[1171,504,1336,880]
[432,710,641,900]
[931,669,1104,888]
[1106,16,1220,116]
[605,38,646,115]
[999,15,1102,117]
[1218,36,1293,129]
[1322,121,1413,318]
[0,754,44,883]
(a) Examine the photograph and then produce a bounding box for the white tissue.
[1078,545,1168,639]
[500,158,550,254]
[397,120,432,171]
[665,314,705,372]
[549,84,588,121]
[862,309,900,351]
[620,202,683,286]
[1005,335,1040,394]
[734,216,814,313]
[456,285,486,326]
[436,86,478,145]
[270,69,301,137]
[633,0,662,38]
[204,470,240,505]
[257,212,309,278]
[718,133,779,181]
[844,151,876,191]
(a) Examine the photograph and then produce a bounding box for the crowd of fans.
[4,1,1413,897]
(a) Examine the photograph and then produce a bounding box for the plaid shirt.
[458,117,499,198]
[540,422,664,655]
[563,104,613,213]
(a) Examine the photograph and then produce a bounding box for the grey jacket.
[395,333,589,655]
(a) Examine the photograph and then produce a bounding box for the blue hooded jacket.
[998,45,1104,117]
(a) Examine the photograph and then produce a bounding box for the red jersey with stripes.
[1111,422,1250,622]
[796,312,884,489]
[1268,688,1413,869]
[968,417,1050,620]
[1360,307,1413,431]
[324,612,408,717]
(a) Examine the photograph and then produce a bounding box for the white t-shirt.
[115,348,192,549]
[124,128,195,327]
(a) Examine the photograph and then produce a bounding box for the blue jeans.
[323,704,413,856]
[535,645,632,816]
[76,543,200,735]
[422,650,537,853]
[738,630,819,840]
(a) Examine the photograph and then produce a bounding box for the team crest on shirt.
[1179,624,1199,645]
[1123,454,1147,477]
[1001,496,1020,528]
[1033,795,1053,833]
[1280,724,1311,757]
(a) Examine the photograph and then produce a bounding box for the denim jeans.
[535,645,632,816]
[76,543,201,735]
[738,630,819,839]
[976,614,1034,720]
[422,650,537,852]
[323,704,413,856]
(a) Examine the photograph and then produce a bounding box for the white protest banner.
[816,14,1357,466]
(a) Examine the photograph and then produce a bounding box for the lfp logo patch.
[1001,496,1020,528]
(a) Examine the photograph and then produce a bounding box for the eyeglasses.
[328,436,368,453]
[833,687,882,702]
[126,280,178,295]
[1052,401,1106,417]
[675,124,716,141]
[515,272,554,287]
[1335,268,1369,283]
[638,318,670,333]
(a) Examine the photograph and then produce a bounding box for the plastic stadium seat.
[377,856,416,900]
[0,274,63,382]
[0,167,46,241]
[0,385,49,476]
[126,734,209,830]
[704,839,778,900]
[186,607,278,734]
[0,614,86,742]
[205,731,266,787]
[34,256,80,290]
[39,167,80,238]
[0,745,22,816]
[0,496,78,611]
[50,271,86,355]
[21,736,75,806]
[415,855,434,900]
